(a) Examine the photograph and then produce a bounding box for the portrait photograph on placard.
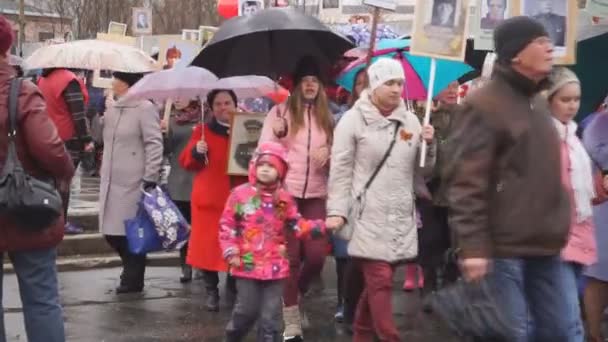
[181,29,202,44]
[158,36,200,70]
[518,0,578,64]
[411,0,470,60]
[227,113,266,176]
[586,0,608,17]
[474,0,516,51]
[132,7,153,35]
[239,0,264,17]
[108,22,127,36]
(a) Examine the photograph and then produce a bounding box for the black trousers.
[203,270,237,294]
[417,198,459,293]
[342,258,365,325]
[60,150,81,220]
[174,201,192,268]
[105,235,146,288]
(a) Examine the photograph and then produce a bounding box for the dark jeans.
[105,235,146,288]
[490,256,573,342]
[225,278,283,342]
[0,248,65,342]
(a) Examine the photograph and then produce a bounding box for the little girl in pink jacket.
[219,141,327,341]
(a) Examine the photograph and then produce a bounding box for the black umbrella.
[190,7,354,78]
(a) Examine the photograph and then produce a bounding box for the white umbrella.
[125,67,287,101]
[24,40,156,72]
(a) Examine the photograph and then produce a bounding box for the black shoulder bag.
[0,78,63,231]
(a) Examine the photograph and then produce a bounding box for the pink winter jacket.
[560,142,597,266]
[259,103,330,199]
[219,184,326,280]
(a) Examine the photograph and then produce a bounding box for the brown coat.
[444,65,570,259]
[0,63,75,252]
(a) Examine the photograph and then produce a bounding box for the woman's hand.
[326,216,345,231]
[421,124,434,143]
[196,140,208,154]
[160,120,168,134]
[272,117,287,138]
[603,174,608,192]
[311,146,330,168]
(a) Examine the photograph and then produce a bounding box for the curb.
[3,251,180,274]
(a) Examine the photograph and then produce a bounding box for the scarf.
[552,117,595,222]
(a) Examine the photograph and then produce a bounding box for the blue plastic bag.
[141,186,190,250]
[125,203,163,255]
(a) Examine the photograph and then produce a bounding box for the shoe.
[283,305,303,341]
[205,289,220,312]
[334,305,344,323]
[180,265,192,283]
[115,284,143,294]
[64,222,84,235]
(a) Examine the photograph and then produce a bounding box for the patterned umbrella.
[334,23,399,48]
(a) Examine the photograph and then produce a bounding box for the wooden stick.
[365,7,381,67]
[419,57,437,168]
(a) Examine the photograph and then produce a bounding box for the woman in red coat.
[179,89,247,311]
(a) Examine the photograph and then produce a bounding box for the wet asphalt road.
[4,260,460,342]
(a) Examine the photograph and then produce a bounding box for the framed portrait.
[473,0,517,50]
[516,0,578,64]
[322,0,340,9]
[586,0,608,17]
[239,0,265,17]
[92,70,114,89]
[410,0,471,61]
[181,29,202,45]
[157,36,201,70]
[200,26,218,46]
[227,112,266,176]
[96,32,137,47]
[132,7,153,35]
[108,21,127,36]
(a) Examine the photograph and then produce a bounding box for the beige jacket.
[327,90,435,262]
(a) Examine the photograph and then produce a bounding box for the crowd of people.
[1,12,608,342]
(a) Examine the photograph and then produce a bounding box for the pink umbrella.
[125,66,288,102]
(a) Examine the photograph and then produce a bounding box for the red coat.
[0,64,75,252]
[179,121,246,271]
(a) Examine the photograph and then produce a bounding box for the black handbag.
[0,78,63,231]
[427,277,512,341]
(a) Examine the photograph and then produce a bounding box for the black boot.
[206,288,220,312]
[179,245,192,283]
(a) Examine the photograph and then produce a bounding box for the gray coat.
[166,115,196,202]
[99,98,163,236]
[327,90,435,262]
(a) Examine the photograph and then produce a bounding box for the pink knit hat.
[0,16,13,56]
[248,141,289,185]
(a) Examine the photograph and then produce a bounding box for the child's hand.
[228,256,241,268]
